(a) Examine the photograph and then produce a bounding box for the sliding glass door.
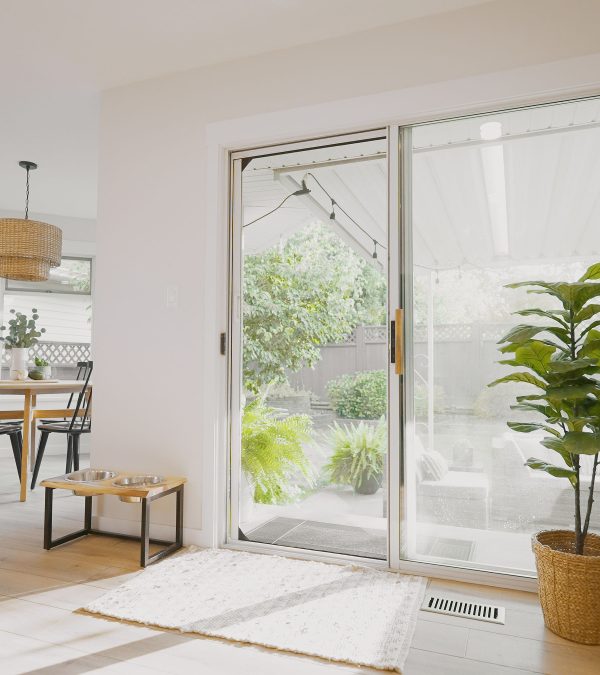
[229,95,600,578]
[401,96,600,576]
[229,131,393,561]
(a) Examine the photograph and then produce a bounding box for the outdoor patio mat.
[83,548,427,673]
[246,517,387,559]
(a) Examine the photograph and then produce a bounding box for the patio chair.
[30,361,93,489]
[0,423,23,480]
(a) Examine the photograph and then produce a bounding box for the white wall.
[93,0,600,543]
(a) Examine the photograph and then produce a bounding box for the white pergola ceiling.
[242,97,600,270]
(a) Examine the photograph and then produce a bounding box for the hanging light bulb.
[329,198,336,220]
[372,240,378,259]
[0,161,62,281]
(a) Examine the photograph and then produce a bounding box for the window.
[2,257,92,343]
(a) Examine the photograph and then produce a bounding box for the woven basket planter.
[533,530,600,644]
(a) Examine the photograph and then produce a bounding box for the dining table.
[0,380,92,502]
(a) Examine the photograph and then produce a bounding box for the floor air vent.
[421,595,505,624]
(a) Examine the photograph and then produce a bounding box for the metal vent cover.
[421,595,506,624]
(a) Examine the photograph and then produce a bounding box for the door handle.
[392,308,404,375]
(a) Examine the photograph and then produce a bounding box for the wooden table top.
[0,380,91,394]
[41,472,186,498]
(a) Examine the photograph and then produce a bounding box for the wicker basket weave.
[533,530,600,645]
[0,218,62,281]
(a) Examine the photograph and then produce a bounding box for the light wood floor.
[0,454,598,674]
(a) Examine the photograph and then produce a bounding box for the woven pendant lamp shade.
[0,218,62,281]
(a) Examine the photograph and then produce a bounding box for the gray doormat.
[245,517,387,560]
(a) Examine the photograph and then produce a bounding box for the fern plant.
[325,419,386,494]
[241,397,314,504]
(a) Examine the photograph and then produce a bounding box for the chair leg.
[9,432,22,480]
[31,431,50,489]
[66,436,73,474]
[72,435,80,472]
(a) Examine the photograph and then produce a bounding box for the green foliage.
[241,397,314,504]
[324,419,386,491]
[34,357,49,367]
[489,262,600,554]
[0,309,46,349]
[243,223,386,393]
[327,370,387,419]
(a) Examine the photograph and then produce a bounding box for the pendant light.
[0,161,62,282]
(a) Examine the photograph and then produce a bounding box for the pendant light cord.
[24,166,30,220]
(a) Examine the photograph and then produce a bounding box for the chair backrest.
[65,361,91,410]
[68,360,93,432]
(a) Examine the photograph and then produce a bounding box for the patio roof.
[242,97,600,273]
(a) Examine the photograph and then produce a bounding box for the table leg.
[20,392,33,502]
[29,394,37,469]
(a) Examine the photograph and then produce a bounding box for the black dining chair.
[30,361,93,489]
[0,423,23,480]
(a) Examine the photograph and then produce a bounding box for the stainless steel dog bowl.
[113,475,165,503]
[66,469,117,482]
[64,469,117,495]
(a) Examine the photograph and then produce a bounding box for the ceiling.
[0,0,493,220]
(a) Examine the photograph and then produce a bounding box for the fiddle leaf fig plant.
[0,308,46,349]
[489,263,600,554]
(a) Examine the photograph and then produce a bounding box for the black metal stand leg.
[141,497,151,567]
[44,487,54,549]
[84,496,93,532]
[176,485,184,548]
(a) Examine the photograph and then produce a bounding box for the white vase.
[10,348,29,380]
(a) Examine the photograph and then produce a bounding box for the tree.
[243,223,385,392]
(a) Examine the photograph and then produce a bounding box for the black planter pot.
[354,472,382,495]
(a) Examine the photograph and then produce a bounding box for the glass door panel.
[403,97,600,574]
[230,133,390,560]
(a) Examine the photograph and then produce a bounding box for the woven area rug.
[83,548,426,672]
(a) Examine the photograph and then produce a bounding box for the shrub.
[241,397,314,504]
[327,370,387,419]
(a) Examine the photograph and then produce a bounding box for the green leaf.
[507,421,560,436]
[524,458,577,485]
[513,308,568,326]
[488,372,547,389]
[563,431,600,455]
[497,324,547,345]
[546,379,600,401]
[579,263,600,282]
[509,341,556,375]
[575,304,600,322]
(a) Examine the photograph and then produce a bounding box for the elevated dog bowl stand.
[40,473,186,567]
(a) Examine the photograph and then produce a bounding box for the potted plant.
[489,262,600,644]
[325,419,386,494]
[0,309,46,380]
[28,356,51,381]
